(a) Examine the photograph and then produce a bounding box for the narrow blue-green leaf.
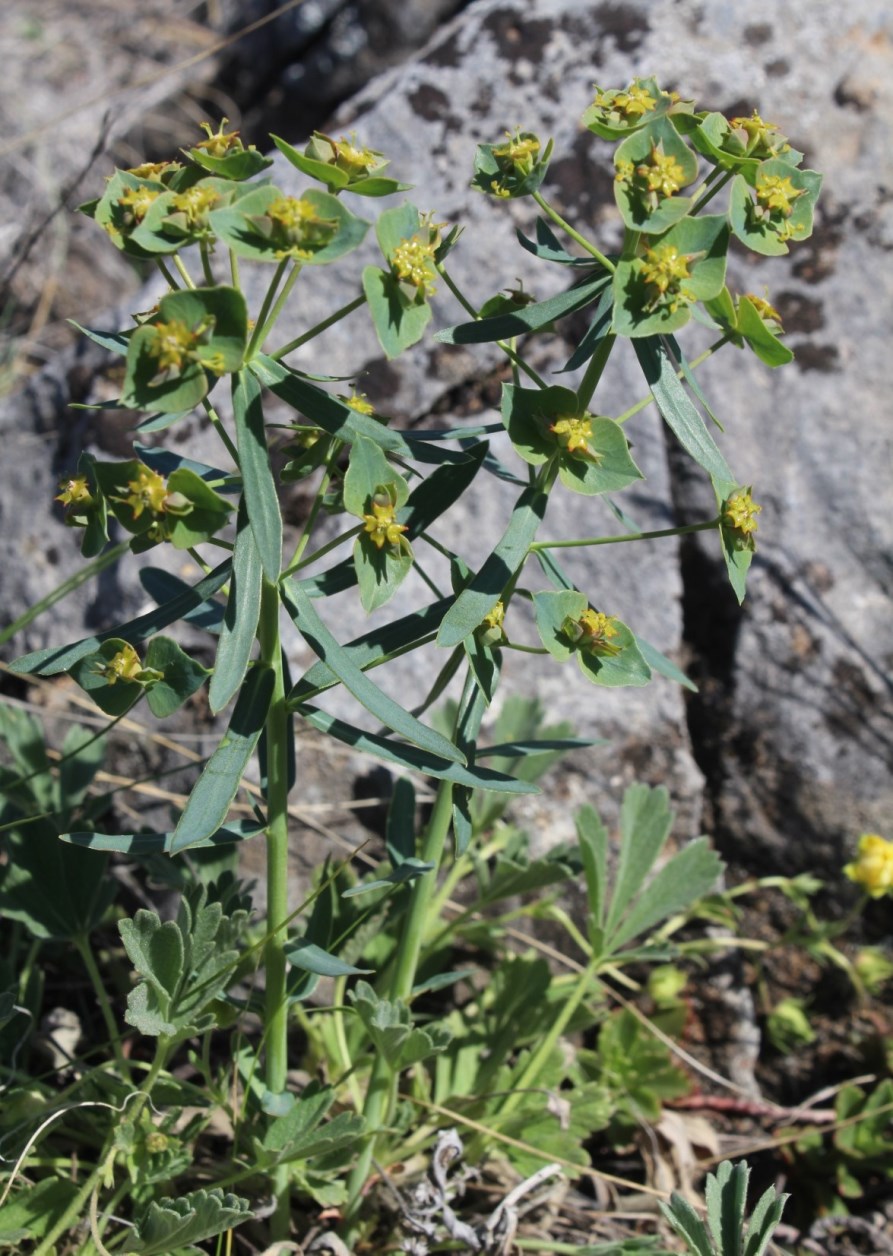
[61,821,265,855]
[288,595,451,704]
[635,636,698,692]
[251,354,413,456]
[386,776,417,864]
[475,737,600,757]
[401,441,488,534]
[68,321,130,355]
[284,940,372,977]
[135,442,236,487]
[633,338,733,483]
[209,508,263,713]
[435,274,609,344]
[170,666,274,853]
[282,582,464,764]
[341,858,433,897]
[295,704,539,794]
[139,567,225,633]
[516,218,595,267]
[437,486,548,648]
[232,370,282,581]
[560,284,614,373]
[666,334,723,430]
[10,561,231,676]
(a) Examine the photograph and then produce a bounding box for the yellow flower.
[344,391,375,415]
[362,499,407,550]
[117,184,162,226]
[126,160,181,181]
[391,235,438,297]
[333,135,379,176]
[120,466,169,520]
[844,834,893,898]
[492,129,541,175]
[194,118,244,158]
[56,476,93,507]
[265,195,338,259]
[550,414,599,459]
[593,81,657,120]
[636,144,687,199]
[170,184,221,227]
[722,488,761,551]
[755,172,802,218]
[577,609,622,657]
[147,318,201,374]
[728,110,789,159]
[639,244,695,314]
[744,292,783,326]
[96,643,143,685]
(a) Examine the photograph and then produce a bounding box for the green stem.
[692,167,734,213]
[0,541,128,647]
[575,331,616,414]
[270,293,367,361]
[499,955,600,1119]
[74,934,131,1084]
[229,248,240,288]
[172,254,196,289]
[155,258,182,291]
[281,443,342,575]
[437,265,550,390]
[531,191,615,272]
[199,242,216,286]
[530,517,720,550]
[343,777,456,1224]
[246,259,297,359]
[200,399,241,465]
[257,578,292,1239]
[279,523,361,583]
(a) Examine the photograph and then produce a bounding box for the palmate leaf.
[123,1188,251,1254]
[260,1085,365,1168]
[0,1178,80,1247]
[0,821,116,941]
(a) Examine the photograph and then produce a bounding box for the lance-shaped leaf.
[62,821,265,856]
[285,940,372,978]
[251,354,413,455]
[435,273,609,344]
[139,567,225,633]
[437,485,548,648]
[282,582,464,764]
[9,561,232,677]
[232,368,282,580]
[209,506,263,713]
[295,704,539,795]
[170,665,275,853]
[633,337,733,483]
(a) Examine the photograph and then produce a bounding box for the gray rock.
[2,0,890,881]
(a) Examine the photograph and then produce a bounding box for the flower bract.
[844,834,893,898]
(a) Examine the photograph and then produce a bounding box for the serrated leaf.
[170,666,274,853]
[577,803,608,930]
[232,369,282,580]
[605,784,673,941]
[209,505,262,712]
[119,910,184,998]
[659,1193,714,1256]
[124,1188,251,1254]
[611,838,723,952]
[282,582,463,763]
[0,1178,79,1246]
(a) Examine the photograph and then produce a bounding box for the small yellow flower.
[362,499,407,550]
[120,466,169,520]
[492,130,541,174]
[722,488,761,551]
[194,118,244,158]
[126,160,181,181]
[56,476,93,507]
[481,600,505,632]
[266,195,338,259]
[844,834,893,899]
[391,235,438,297]
[728,110,789,159]
[97,643,143,685]
[170,184,221,226]
[333,135,379,175]
[755,172,802,218]
[344,391,375,415]
[635,144,687,199]
[144,1130,170,1155]
[593,81,657,120]
[147,318,201,374]
[639,244,695,314]
[551,414,597,458]
[117,184,161,225]
[577,609,622,657]
[744,292,783,326]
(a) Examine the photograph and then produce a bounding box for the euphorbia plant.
[4,80,821,1248]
